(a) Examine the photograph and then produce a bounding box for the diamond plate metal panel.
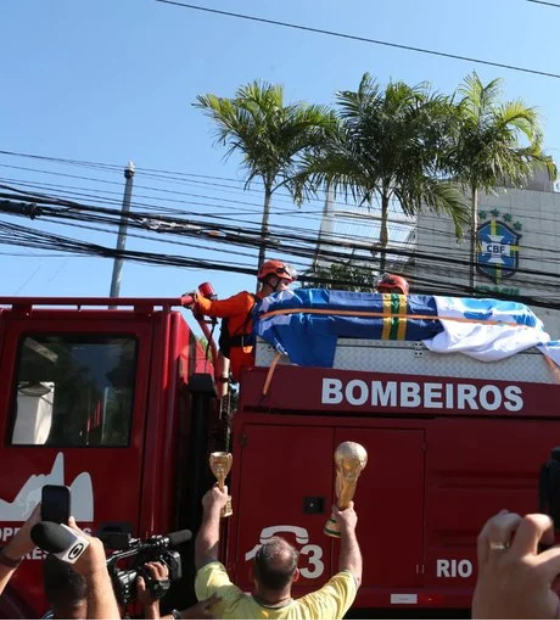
[255,338,557,384]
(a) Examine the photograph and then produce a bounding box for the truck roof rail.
[0,296,192,312]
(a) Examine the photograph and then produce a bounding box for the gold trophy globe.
[209,451,233,518]
[324,441,368,538]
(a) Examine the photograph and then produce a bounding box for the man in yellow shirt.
[194,486,362,619]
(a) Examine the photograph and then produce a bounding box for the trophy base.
[221,499,233,519]
[323,517,341,538]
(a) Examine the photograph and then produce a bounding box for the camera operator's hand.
[67,517,121,620]
[202,485,230,515]
[473,510,560,619]
[138,561,170,620]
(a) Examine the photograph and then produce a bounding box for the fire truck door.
[334,428,425,590]
[232,424,334,591]
[0,318,152,541]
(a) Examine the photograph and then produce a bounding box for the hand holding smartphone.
[41,485,71,525]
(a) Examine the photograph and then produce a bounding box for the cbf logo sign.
[477,210,522,283]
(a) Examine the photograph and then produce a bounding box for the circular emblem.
[68,543,85,560]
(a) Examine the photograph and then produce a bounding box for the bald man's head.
[254,536,299,591]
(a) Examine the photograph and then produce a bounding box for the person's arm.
[0,503,41,596]
[86,568,120,620]
[68,517,121,620]
[333,502,362,586]
[195,292,252,319]
[195,486,230,570]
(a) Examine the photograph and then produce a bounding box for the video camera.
[104,529,191,606]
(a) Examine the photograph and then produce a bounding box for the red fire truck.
[0,294,558,617]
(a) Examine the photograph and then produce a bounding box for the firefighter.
[375,273,409,295]
[192,260,296,382]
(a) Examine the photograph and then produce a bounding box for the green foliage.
[302,262,373,293]
[294,73,470,270]
[196,80,338,266]
[195,80,337,197]
[196,73,556,280]
[446,71,557,191]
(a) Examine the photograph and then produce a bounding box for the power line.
[5,158,560,289]
[0,179,538,271]
[527,0,560,7]
[156,0,560,80]
[10,174,560,264]
[5,192,560,308]
[4,150,556,230]
[4,190,560,290]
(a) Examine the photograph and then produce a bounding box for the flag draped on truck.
[254,289,559,368]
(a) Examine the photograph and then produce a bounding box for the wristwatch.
[170,610,182,620]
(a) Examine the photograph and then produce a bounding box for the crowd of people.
[1,490,560,619]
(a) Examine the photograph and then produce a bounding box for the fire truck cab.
[0,295,558,616]
[0,297,221,618]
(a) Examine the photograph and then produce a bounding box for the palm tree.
[446,72,557,291]
[295,73,469,272]
[195,81,336,269]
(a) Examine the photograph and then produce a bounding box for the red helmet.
[376,273,409,295]
[258,260,297,283]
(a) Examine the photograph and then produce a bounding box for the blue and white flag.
[423,296,550,361]
[256,289,441,367]
[255,289,560,370]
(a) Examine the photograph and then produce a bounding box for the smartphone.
[41,485,71,524]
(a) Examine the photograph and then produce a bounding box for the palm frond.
[196,81,336,199]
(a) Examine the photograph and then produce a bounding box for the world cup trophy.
[324,441,368,538]
[209,452,233,518]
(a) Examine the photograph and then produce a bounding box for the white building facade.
[415,169,560,338]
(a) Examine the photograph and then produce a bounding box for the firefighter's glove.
[181,291,197,309]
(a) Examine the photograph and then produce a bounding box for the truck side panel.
[0,311,154,615]
[228,411,560,610]
[423,418,560,591]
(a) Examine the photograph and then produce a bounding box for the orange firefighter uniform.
[194,290,265,382]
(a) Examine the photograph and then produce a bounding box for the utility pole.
[109,161,135,304]
[313,186,335,270]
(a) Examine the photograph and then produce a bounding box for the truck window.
[9,335,137,447]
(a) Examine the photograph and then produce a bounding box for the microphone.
[144,528,192,550]
[31,521,89,564]
[165,529,192,546]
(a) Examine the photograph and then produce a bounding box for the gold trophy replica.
[209,451,233,518]
[324,441,368,538]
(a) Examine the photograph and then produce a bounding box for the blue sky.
[2,0,560,302]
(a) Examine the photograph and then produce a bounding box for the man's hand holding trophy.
[324,441,368,538]
[209,451,233,518]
